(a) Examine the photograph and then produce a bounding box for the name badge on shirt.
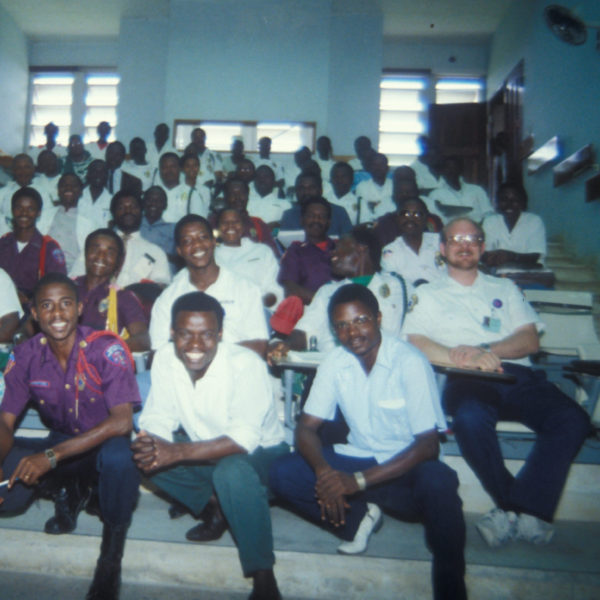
[482,316,501,333]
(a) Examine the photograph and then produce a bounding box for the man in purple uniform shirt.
[0,273,141,600]
[277,196,335,305]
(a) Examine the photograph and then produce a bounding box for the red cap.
[270,296,304,335]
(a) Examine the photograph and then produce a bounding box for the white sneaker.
[516,513,555,545]
[476,508,518,548]
[337,503,382,555]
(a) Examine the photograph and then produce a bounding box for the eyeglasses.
[332,314,373,332]
[400,210,425,219]
[446,234,483,246]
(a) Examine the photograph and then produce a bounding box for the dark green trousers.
[151,441,289,576]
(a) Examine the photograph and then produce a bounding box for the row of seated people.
[0,195,590,600]
[20,121,521,232]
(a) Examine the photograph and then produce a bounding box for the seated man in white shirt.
[189,127,221,183]
[324,162,358,226]
[269,284,466,600]
[403,218,591,548]
[481,182,546,270]
[105,141,143,198]
[254,137,285,188]
[85,121,111,159]
[314,136,335,183]
[66,190,171,287]
[355,153,395,223]
[123,137,154,191]
[33,150,62,204]
[381,197,446,286]
[149,214,268,356]
[78,160,113,227]
[247,165,291,230]
[426,157,493,224]
[146,122,178,174]
[133,291,288,600]
[156,153,209,222]
[410,135,444,195]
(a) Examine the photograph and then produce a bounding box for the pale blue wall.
[0,5,29,154]
[118,18,169,144]
[488,0,600,264]
[29,39,118,66]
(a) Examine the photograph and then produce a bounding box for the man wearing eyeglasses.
[381,197,446,286]
[270,283,467,600]
[404,218,590,549]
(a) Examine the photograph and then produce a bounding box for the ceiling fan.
[544,4,600,47]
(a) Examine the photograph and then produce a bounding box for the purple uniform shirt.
[277,239,334,294]
[0,229,67,297]
[75,277,148,332]
[1,326,141,435]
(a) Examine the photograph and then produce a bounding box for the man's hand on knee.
[315,468,356,527]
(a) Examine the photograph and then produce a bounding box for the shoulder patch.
[104,342,129,369]
[4,352,15,375]
[52,247,66,265]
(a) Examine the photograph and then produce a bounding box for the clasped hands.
[131,430,177,473]
[449,344,502,372]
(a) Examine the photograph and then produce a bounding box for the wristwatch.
[44,448,57,469]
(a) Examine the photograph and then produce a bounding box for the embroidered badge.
[52,247,66,265]
[407,294,418,312]
[104,343,128,369]
[492,298,503,309]
[30,380,50,388]
[99,297,109,313]
[4,352,15,375]
[379,284,391,298]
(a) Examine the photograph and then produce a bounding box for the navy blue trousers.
[0,431,140,526]
[269,449,466,600]
[444,363,591,522]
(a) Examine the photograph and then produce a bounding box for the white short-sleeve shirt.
[381,232,446,285]
[158,182,210,222]
[482,212,547,264]
[149,265,268,350]
[215,238,283,305]
[402,272,542,366]
[0,268,23,319]
[304,333,445,463]
[295,272,407,353]
[355,178,395,223]
[139,341,284,452]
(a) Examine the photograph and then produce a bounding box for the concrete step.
[552,266,599,284]
[2,496,600,600]
[554,281,600,294]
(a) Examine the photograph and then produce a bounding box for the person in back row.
[324,162,358,226]
[269,284,466,600]
[247,165,292,230]
[381,197,446,286]
[279,172,352,237]
[278,197,335,305]
[149,214,268,355]
[403,218,591,548]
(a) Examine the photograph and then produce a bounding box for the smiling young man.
[0,273,141,599]
[269,284,466,600]
[149,214,268,355]
[134,292,288,600]
[403,218,591,548]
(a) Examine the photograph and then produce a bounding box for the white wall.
[0,5,29,154]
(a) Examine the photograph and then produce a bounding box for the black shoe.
[86,523,128,600]
[185,499,227,542]
[168,501,189,519]
[248,569,282,600]
[44,481,90,535]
